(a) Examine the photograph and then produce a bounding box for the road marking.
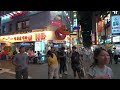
[0,68,32,79]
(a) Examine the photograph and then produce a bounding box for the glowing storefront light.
[112,11,118,14]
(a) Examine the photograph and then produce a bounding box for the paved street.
[0,60,48,79]
[0,60,120,79]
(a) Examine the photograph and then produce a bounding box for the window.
[16,19,29,31]
[22,21,26,29]
[9,24,12,32]
[17,22,22,30]
[25,20,29,27]
[2,25,6,33]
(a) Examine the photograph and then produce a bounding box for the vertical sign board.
[111,15,120,35]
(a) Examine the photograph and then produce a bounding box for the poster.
[111,15,120,35]
[35,42,41,52]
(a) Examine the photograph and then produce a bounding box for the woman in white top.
[87,48,113,79]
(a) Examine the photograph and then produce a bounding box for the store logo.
[35,33,46,41]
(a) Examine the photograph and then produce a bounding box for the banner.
[111,15,120,35]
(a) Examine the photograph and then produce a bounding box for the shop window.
[22,19,30,29]
[25,20,29,28]
[2,25,6,33]
[9,24,12,32]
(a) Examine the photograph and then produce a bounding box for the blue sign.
[73,26,80,30]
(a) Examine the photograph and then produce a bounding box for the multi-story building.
[0,11,71,53]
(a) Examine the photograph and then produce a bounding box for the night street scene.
[0,11,120,79]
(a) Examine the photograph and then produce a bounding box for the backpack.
[71,52,80,64]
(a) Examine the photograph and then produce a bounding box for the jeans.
[59,60,67,74]
[16,68,28,79]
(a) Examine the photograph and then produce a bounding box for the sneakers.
[59,74,62,78]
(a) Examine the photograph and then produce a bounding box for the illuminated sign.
[0,34,33,42]
[0,31,57,43]
[92,34,95,42]
[50,20,62,26]
[112,11,118,15]
[35,33,46,41]
[111,15,120,35]
[113,36,120,42]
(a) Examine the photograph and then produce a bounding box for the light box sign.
[111,15,120,35]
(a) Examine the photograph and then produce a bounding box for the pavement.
[0,60,120,79]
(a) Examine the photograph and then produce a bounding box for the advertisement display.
[34,41,45,53]
[34,42,41,52]
[50,11,62,27]
[113,36,120,43]
[111,15,120,35]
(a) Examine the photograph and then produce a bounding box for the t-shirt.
[59,51,66,61]
[87,65,113,79]
[71,51,80,65]
[13,53,29,71]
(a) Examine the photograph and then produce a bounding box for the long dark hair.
[47,50,53,58]
[90,48,107,68]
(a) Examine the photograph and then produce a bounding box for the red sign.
[50,20,62,26]
[92,34,95,42]
[56,25,70,35]
[35,33,46,41]
[97,20,103,32]
[55,30,66,40]
[14,35,32,41]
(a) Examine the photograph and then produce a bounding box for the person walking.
[87,48,113,79]
[113,48,119,64]
[12,46,29,79]
[71,46,83,79]
[47,50,59,79]
[59,47,67,78]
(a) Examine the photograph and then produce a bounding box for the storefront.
[0,28,71,53]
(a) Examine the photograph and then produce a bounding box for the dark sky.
[78,11,93,32]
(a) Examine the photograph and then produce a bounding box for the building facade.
[0,11,71,53]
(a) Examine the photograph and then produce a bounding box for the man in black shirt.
[59,47,67,78]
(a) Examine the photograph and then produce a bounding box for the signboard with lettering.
[111,15,120,35]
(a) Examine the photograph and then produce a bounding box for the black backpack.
[71,52,80,64]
